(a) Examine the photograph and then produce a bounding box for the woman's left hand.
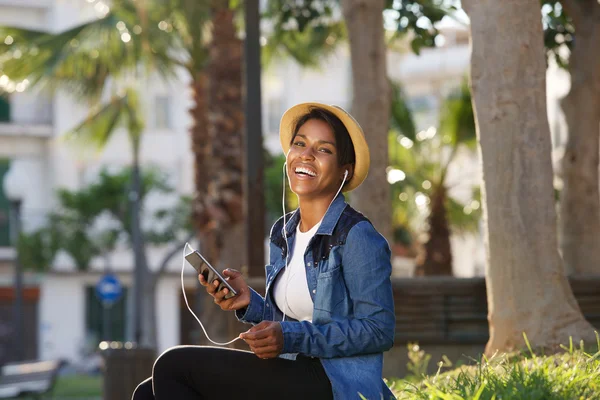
[239,321,284,359]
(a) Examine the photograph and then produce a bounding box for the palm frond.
[390,81,417,141]
[62,87,143,152]
[63,94,128,151]
[445,187,482,235]
[262,21,346,68]
[0,2,183,99]
[439,79,476,149]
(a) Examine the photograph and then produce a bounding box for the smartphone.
[185,250,238,300]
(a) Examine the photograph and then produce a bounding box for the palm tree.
[388,81,480,275]
[0,0,184,347]
[1,0,347,345]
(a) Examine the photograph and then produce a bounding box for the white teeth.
[295,167,316,177]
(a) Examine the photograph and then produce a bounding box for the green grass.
[389,336,600,400]
[4,374,102,400]
[53,374,102,397]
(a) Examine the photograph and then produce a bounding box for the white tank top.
[273,220,321,322]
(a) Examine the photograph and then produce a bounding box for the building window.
[154,95,171,130]
[0,95,10,122]
[85,286,128,343]
[0,160,11,247]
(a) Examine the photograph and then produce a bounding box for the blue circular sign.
[95,274,123,304]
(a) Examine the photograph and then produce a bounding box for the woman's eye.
[293,141,305,147]
[319,148,332,154]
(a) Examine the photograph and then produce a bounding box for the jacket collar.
[283,193,348,238]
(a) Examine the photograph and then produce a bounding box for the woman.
[132,103,396,400]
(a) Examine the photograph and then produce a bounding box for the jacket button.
[312,289,316,294]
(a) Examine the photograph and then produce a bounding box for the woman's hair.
[290,107,356,167]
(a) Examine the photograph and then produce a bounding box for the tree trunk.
[462,0,596,356]
[206,2,245,232]
[558,1,600,276]
[341,0,392,242]
[190,2,247,344]
[143,273,159,350]
[190,71,211,234]
[130,154,153,348]
[414,185,452,276]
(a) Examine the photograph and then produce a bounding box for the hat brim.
[279,102,370,192]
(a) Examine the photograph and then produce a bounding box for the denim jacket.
[236,194,396,400]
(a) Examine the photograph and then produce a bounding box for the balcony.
[0,93,53,157]
[0,92,52,136]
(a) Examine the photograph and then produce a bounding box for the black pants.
[132,346,333,400]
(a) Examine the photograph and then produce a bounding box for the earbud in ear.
[344,170,349,179]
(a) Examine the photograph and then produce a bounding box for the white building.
[0,0,568,365]
[0,0,195,365]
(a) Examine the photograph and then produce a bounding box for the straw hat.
[279,102,370,192]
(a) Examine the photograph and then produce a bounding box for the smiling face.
[287,118,353,200]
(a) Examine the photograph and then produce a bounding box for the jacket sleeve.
[235,287,265,325]
[279,221,396,358]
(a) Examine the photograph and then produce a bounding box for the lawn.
[8,337,600,400]
[5,374,103,400]
[53,374,103,398]
[389,336,600,400]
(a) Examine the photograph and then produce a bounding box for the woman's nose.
[300,147,315,160]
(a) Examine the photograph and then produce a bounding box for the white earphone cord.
[180,242,241,346]
[281,164,348,321]
[180,166,348,342]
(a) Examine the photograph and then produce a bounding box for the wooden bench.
[391,276,600,345]
[0,360,62,399]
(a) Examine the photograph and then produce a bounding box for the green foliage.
[52,374,102,397]
[264,151,297,228]
[392,335,600,399]
[263,0,454,59]
[385,0,457,55]
[16,227,60,272]
[439,82,476,150]
[264,151,286,227]
[0,4,181,98]
[541,1,573,69]
[390,83,417,141]
[389,80,480,244]
[406,343,433,382]
[261,0,349,69]
[262,21,347,69]
[64,89,144,153]
[17,167,191,271]
[264,0,336,33]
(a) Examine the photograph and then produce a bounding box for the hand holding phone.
[185,250,238,299]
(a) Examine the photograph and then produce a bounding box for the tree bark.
[130,153,153,348]
[414,185,452,276]
[558,1,600,276]
[462,0,596,356]
[190,2,247,344]
[341,0,392,242]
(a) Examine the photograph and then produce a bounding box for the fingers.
[198,268,250,311]
[222,269,241,279]
[249,345,281,359]
[239,322,283,359]
[218,288,249,310]
[243,335,276,349]
[240,321,271,339]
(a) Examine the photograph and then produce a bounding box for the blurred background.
[0,0,586,398]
